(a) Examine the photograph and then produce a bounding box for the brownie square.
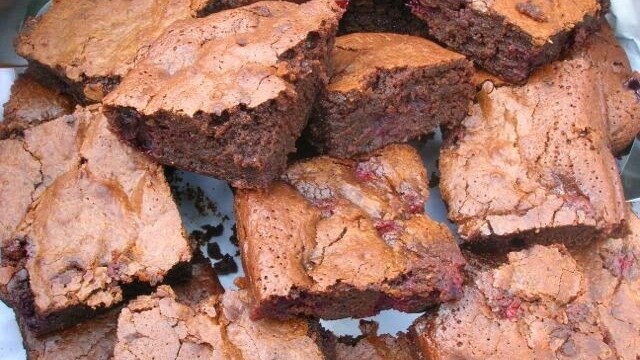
[1,71,75,139]
[338,0,429,37]
[307,33,473,157]
[115,279,328,359]
[411,208,640,359]
[14,0,221,104]
[0,106,191,335]
[235,144,466,320]
[409,0,607,82]
[439,57,628,245]
[104,0,344,188]
[568,22,640,154]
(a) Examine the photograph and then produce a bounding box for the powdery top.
[0,105,191,315]
[440,58,627,242]
[104,0,343,117]
[329,32,467,92]
[235,144,465,316]
[466,0,601,45]
[414,209,640,360]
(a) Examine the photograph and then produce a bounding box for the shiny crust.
[440,58,628,244]
[235,144,465,320]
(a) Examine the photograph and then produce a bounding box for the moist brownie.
[115,283,328,359]
[235,144,465,320]
[104,0,344,188]
[440,58,627,245]
[15,0,221,104]
[333,320,423,360]
[409,0,607,82]
[1,71,75,139]
[0,105,191,335]
[18,309,119,360]
[307,33,474,157]
[568,23,640,154]
[412,209,640,359]
[337,0,429,37]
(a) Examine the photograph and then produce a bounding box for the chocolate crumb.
[515,1,547,22]
[229,224,239,247]
[214,254,238,275]
[207,242,223,260]
[626,73,640,100]
[190,224,224,244]
[429,171,440,188]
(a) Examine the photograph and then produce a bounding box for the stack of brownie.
[1,0,640,358]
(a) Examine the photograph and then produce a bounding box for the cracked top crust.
[15,0,206,91]
[0,105,191,315]
[464,0,601,45]
[335,321,422,360]
[104,0,343,117]
[440,57,627,243]
[115,283,325,360]
[568,23,640,154]
[21,309,118,360]
[235,144,465,316]
[329,32,467,93]
[413,209,640,360]
[1,72,74,139]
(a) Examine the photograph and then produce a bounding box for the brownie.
[337,0,429,37]
[1,71,75,139]
[439,57,628,245]
[306,33,474,157]
[409,0,607,83]
[0,106,191,335]
[235,144,466,320]
[115,284,328,359]
[192,0,306,15]
[412,208,640,359]
[104,0,344,188]
[14,0,220,104]
[18,309,118,360]
[568,22,640,154]
[333,320,424,360]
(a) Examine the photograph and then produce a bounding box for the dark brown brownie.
[0,106,191,335]
[307,33,474,157]
[409,0,607,82]
[337,0,429,37]
[115,282,328,359]
[568,22,640,154]
[18,309,118,360]
[104,0,344,188]
[439,57,628,245]
[235,144,465,320]
[332,320,424,360]
[1,71,75,139]
[412,209,640,359]
[14,0,221,104]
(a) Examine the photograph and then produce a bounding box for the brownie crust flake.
[235,145,465,320]
[104,0,344,188]
[0,106,191,334]
[307,32,474,157]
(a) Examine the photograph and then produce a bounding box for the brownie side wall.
[307,59,473,157]
[105,26,337,188]
[27,60,120,105]
[410,1,604,82]
[338,0,430,37]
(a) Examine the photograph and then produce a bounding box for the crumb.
[428,171,440,188]
[515,0,547,22]
[207,242,223,260]
[214,254,238,275]
[229,224,239,247]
